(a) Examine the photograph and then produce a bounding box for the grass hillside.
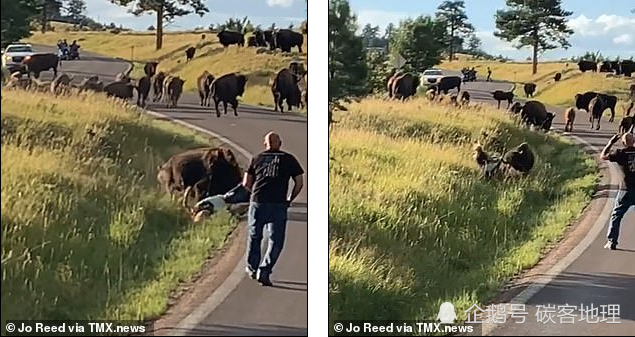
[25,28,307,108]
[1,88,237,321]
[441,57,633,109]
[328,98,597,331]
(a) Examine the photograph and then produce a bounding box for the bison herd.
[577,59,635,77]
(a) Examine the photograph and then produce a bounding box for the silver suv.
[2,43,34,73]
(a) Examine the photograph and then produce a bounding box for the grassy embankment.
[1,88,237,322]
[328,98,597,331]
[441,56,633,114]
[25,26,307,108]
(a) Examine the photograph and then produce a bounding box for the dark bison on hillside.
[253,30,267,47]
[22,53,59,79]
[217,30,245,48]
[599,61,613,72]
[144,61,158,77]
[197,70,215,107]
[273,29,304,53]
[209,73,248,117]
[524,83,537,98]
[264,30,275,50]
[575,91,618,122]
[429,76,462,95]
[156,147,243,209]
[391,73,420,100]
[271,68,303,113]
[554,72,562,82]
[621,60,635,77]
[578,60,597,73]
[185,47,196,62]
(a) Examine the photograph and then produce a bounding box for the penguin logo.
[437,302,457,324]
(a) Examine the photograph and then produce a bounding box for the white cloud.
[266,0,294,8]
[613,34,632,46]
[569,14,635,36]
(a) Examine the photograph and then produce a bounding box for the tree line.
[329,0,574,105]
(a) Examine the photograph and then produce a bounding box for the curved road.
[34,47,308,336]
[440,70,635,336]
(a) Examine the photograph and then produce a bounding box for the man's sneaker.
[245,267,256,279]
[257,270,273,286]
[604,241,617,250]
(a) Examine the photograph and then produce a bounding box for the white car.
[2,43,34,73]
[420,68,445,85]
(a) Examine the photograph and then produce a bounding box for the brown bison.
[136,75,152,107]
[588,95,605,130]
[22,53,59,79]
[162,75,185,108]
[386,70,403,98]
[520,100,555,131]
[271,68,303,113]
[156,147,243,208]
[144,61,158,77]
[197,71,215,107]
[153,71,166,102]
[523,83,537,98]
[554,72,562,82]
[391,73,420,100]
[185,47,196,62]
[564,107,576,132]
[502,143,535,174]
[575,91,617,122]
[209,73,248,117]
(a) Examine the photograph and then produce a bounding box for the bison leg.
[231,99,239,116]
[497,100,501,109]
[199,92,204,106]
[214,98,221,118]
[609,108,615,123]
[223,101,228,115]
[278,96,285,113]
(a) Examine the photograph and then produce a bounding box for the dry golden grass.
[25,28,307,108]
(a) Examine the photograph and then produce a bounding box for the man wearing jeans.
[242,132,304,286]
[601,132,635,250]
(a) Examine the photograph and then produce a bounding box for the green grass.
[1,88,238,322]
[328,97,597,333]
[24,28,307,109]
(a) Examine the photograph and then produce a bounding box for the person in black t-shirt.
[601,132,635,250]
[242,132,304,286]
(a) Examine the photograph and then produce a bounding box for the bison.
[197,70,215,107]
[520,100,555,131]
[253,30,267,47]
[621,60,635,77]
[271,68,303,113]
[185,47,196,62]
[588,95,605,130]
[391,73,420,100]
[162,75,185,108]
[209,73,248,117]
[153,71,166,102]
[264,30,275,50]
[460,91,470,106]
[578,60,597,73]
[144,61,158,77]
[22,53,59,79]
[523,83,537,98]
[104,80,134,100]
[156,147,243,208]
[50,73,73,95]
[273,29,304,53]
[610,61,621,75]
[247,36,257,47]
[564,107,576,132]
[502,143,535,174]
[429,76,461,95]
[599,61,613,72]
[217,30,245,48]
[386,70,403,98]
[491,83,516,109]
[575,91,617,122]
[136,75,151,107]
[554,72,562,82]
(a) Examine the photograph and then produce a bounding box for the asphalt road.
[440,70,635,336]
[32,46,308,336]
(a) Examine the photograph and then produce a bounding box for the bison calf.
[136,75,152,107]
[492,84,516,109]
[589,95,605,130]
[564,107,576,132]
[523,83,536,98]
[197,70,215,107]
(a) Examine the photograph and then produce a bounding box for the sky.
[83,0,307,31]
[349,0,635,61]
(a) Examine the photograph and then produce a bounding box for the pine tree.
[66,0,86,22]
[466,34,482,53]
[1,0,39,46]
[328,0,369,104]
[110,0,208,50]
[494,0,573,74]
[37,0,63,33]
[390,15,446,73]
[435,0,474,61]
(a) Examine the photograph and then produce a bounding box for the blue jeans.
[246,202,289,275]
[607,190,635,245]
